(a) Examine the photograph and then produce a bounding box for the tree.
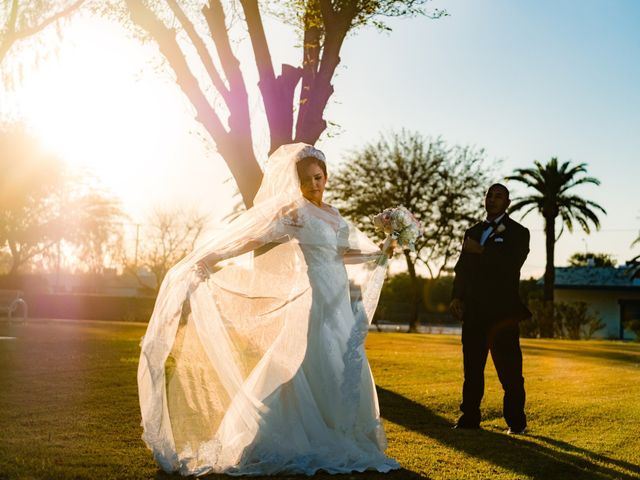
[506,158,606,337]
[0,0,85,63]
[0,125,67,274]
[329,130,492,332]
[112,0,445,207]
[567,251,616,268]
[123,207,209,292]
[0,124,126,275]
[68,191,127,273]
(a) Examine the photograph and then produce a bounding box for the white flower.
[372,206,423,251]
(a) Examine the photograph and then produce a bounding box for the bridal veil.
[138,143,392,475]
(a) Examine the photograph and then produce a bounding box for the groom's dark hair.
[487,183,509,199]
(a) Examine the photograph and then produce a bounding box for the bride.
[138,143,400,476]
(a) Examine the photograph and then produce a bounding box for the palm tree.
[506,158,606,337]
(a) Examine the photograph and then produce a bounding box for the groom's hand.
[450,298,465,321]
[462,237,484,254]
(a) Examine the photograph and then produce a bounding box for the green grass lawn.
[0,320,639,480]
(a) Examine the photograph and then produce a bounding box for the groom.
[450,183,530,434]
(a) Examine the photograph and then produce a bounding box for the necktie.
[480,221,497,246]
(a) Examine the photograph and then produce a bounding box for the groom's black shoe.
[452,423,480,430]
[452,414,480,430]
[506,426,527,435]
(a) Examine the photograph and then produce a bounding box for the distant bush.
[554,301,605,339]
[521,296,543,338]
[375,273,455,324]
[523,295,605,340]
[624,317,640,342]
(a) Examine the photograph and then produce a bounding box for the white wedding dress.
[138,144,399,476]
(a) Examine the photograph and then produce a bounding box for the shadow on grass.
[155,466,424,480]
[376,387,640,480]
[529,434,640,475]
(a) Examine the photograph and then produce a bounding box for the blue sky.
[314,0,640,276]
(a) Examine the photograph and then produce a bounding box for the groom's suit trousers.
[460,314,526,430]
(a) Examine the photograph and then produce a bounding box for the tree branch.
[239,0,275,86]
[165,0,231,104]
[14,0,84,41]
[202,0,251,137]
[294,7,321,142]
[125,0,228,143]
[239,0,301,151]
[295,2,353,143]
[2,0,19,40]
[1,0,85,62]
[317,0,335,25]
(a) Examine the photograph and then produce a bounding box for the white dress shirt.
[480,213,506,246]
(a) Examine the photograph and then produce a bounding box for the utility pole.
[134,223,140,268]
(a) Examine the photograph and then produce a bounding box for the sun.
[5,16,191,207]
[2,14,250,226]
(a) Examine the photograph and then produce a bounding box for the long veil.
[138,143,389,475]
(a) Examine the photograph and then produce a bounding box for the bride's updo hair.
[296,156,327,179]
[294,145,327,180]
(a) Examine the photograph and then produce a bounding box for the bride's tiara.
[295,145,326,162]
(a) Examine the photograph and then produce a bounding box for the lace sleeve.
[339,219,383,264]
[343,249,383,265]
[199,217,289,267]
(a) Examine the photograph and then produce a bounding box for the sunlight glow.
[12,18,176,192]
[1,16,237,221]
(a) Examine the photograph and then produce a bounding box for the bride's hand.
[194,261,211,282]
[384,239,398,259]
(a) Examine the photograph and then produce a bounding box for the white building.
[553,262,640,340]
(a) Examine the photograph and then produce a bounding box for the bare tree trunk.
[122,1,402,206]
[240,0,301,153]
[294,3,354,144]
[7,239,21,276]
[126,0,263,208]
[404,250,421,333]
[542,215,556,337]
[216,137,263,208]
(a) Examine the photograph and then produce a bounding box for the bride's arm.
[195,207,298,274]
[198,237,275,269]
[342,239,397,264]
[343,249,381,264]
[339,218,397,264]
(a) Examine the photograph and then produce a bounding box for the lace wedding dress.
[138,144,399,476]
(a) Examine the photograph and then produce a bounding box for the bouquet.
[373,206,423,252]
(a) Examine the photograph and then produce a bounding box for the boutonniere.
[489,223,506,241]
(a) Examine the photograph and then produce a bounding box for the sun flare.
[3,16,200,214]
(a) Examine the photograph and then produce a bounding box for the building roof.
[552,264,640,290]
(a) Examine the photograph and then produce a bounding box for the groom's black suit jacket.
[452,214,531,325]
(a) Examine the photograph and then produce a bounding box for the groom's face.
[485,186,510,218]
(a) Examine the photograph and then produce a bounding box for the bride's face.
[298,161,327,206]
